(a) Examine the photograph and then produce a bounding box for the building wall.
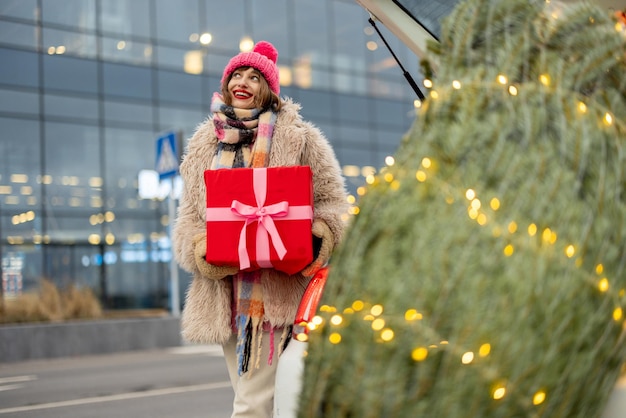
[0,0,420,310]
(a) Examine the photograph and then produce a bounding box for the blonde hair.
[221,66,282,111]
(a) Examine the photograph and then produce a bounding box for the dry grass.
[0,279,103,324]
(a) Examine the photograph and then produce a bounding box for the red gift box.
[204,166,314,275]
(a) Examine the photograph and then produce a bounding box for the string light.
[412,347,428,361]
[533,390,547,405]
[493,385,507,400]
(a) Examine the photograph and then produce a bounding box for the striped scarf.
[210,92,277,375]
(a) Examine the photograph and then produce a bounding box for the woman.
[172,41,348,418]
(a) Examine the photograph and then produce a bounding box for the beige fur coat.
[172,98,348,344]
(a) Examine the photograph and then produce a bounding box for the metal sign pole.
[168,178,180,317]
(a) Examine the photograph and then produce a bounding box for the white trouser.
[222,331,281,418]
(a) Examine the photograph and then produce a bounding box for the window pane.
[203,1,246,52]
[158,106,205,136]
[293,0,330,67]
[154,0,200,44]
[0,117,41,212]
[332,2,368,73]
[0,21,38,49]
[101,36,153,66]
[44,122,101,218]
[41,0,96,30]
[103,127,161,214]
[99,0,151,38]
[158,70,203,106]
[0,89,39,115]
[157,45,204,73]
[251,0,289,62]
[43,54,98,94]
[44,94,99,122]
[0,246,43,295]
[103,62,152,100]
[0,48,39,88]
[104,100,153,127]
[298,90,332,121]
[0,0,38,21]
[43,28,97,59]
[337,94,369,124]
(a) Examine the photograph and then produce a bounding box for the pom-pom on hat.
[221,40,280,95]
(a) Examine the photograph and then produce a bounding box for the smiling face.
[227,67,262,109]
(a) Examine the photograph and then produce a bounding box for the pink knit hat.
[221,41,280,95]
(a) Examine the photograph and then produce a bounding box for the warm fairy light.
[461,351,475,364]
[405,309,423,321]
[366,174,376,184]
[343,307,354,314]
[468,208,479,220]
[596,264,604,274]
[430,90,439,99]
[371,318,385,331]
[497,74,508,84]
[539,73,551,86]
[371,304,384,316]
[330,314,343,326]
[490,198,500,210]
[470,199,481,210]
[414,99,422,108]
[533,390,547,405]
[421,157,432,168]
[578,101,587,113]
[385,156,395,166]
[440,340,449,345]
[479,343,491,357]
[493,385,507,400]
[380,328,394,341]
[296,333,309,342]
[363,314,375,321]
[604,113,614,126]
[613,307,623,321]
[528,223,537,236]
[508,85,518,96]
[348,206,360,215]
[311,315,324,325]
[390,180,401,191]
[329,333,342,344]
[352,300,365,311]
[412,347,429,361]
[320,305,336,312]
[465,189,476,200]
[542,228,553,242]
[508,221,518,234]
[423,79,433,88]
[357,186,366,196]
[477,213,487,225]
[504,244,514,256]
[565,245,575,258]
[347,195,356,204]
[598,278,609,292]
[416,170,427,182]
[307,322,318,332]
[452,80,462,89]
[384,173,394,183]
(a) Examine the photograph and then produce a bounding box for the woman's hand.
[193,233,239,279]
[301,219,334,277]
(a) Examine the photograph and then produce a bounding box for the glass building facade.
[0,0,420,310]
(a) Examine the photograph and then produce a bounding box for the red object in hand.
[204,166,314,275]
[293,267,329,337]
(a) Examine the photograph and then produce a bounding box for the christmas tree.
[298,0,626,417]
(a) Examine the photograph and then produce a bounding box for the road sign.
[156,131,179,180]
